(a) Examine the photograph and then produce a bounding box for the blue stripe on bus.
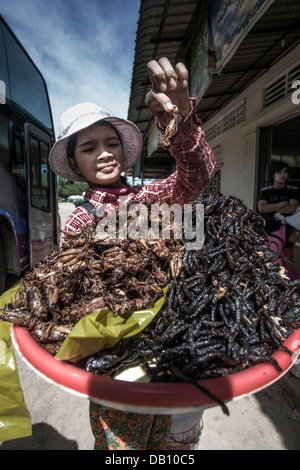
[0,208,27,234]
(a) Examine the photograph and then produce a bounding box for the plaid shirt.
[60,98,216,245]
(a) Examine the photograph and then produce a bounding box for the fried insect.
[2,194,300,414]
[158,106,179,149]
[0,199,185,350]
[85,194,300,413]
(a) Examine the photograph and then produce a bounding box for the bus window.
[0,114,9,166]
[41,141,49,188]
[30,136,39,187]
[12,135,26,186]
[30,136,50,211]
[2,23,53,135]
[0,23,10,104]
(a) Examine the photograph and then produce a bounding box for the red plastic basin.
[12,324,300,414]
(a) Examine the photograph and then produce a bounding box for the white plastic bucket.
[167,410,204,450]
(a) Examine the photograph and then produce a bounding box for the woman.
[49,57,216,450]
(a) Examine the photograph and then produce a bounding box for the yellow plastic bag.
[56,285,168,363]
[0,285,32,442]
[0,282,167,441]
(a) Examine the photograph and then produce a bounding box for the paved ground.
[1,202,300,450]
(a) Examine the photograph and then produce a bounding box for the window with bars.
[204,101,245,141]
[264,61,300,108]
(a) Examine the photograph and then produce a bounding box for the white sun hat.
[49,102,142,182]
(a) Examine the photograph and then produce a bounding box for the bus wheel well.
[0,216,19,276]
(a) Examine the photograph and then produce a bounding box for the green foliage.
[57,177,88,199]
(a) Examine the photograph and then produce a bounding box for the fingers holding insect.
[146,57,190,122]
[145,87,174,112]
[147,57,175,92]
[157,57,178,90]
[145,89,177,127]
[174,62,189,90]
[147,57,187,92]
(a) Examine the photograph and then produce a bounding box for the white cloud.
[0,0,140,135]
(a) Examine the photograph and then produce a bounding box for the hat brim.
[49,116,142,183]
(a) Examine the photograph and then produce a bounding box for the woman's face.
[273,167,289,187]
[69,122,125,188]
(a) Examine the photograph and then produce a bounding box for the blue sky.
[0,0,141,135]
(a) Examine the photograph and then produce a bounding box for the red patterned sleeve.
[142,98,216,205]
[59,206,94,248]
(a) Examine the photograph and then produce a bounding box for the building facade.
[127,0,300,211]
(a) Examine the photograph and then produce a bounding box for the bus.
[0,15,59,294]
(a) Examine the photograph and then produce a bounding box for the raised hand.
[146,57,190,127]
